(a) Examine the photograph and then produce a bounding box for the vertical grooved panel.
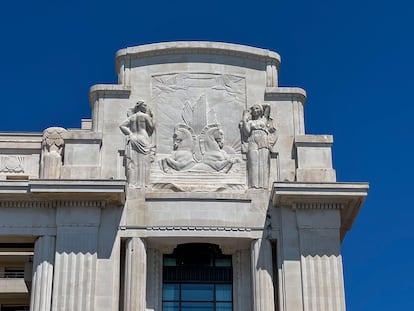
[31,236,55,311]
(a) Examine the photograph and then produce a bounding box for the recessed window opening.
[163,243,232,311]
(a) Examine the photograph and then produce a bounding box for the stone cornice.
[89,84,131,108]
[264,87,307,104]
[0,133,43,150]
[62,130,102,142]
[294,135,333,147]
[271,182,369,241]
[115,41,281,72]
[0,179,126,204]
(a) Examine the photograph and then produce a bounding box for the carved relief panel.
[150,73,247,191]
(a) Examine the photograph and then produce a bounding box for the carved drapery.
[120,101,155,188]
[240,104,277,189]
[40,127,67,179]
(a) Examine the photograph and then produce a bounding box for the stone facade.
[0,42,368,311]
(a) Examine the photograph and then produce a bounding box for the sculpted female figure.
[120,101,155,188]
[240,104,276,188]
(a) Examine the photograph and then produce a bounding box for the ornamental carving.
[40,127,67,179]
[120,101,156,188]
[0,156,25,173]
[158,95,240,173]
[239,104,278,188]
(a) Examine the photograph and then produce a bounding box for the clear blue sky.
[0,1,412,309]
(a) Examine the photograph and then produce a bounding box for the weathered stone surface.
[0,42,368,311]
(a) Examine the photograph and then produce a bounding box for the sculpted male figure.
[120,101,155,187]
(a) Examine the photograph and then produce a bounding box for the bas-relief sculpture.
[120,101,155,188]
[153,73,244,157]
[40,127,67,179]
[159,123,240,173]
[240,104,277,189]
[159,124,196,172]
[0,156,25,173]
[151,73,246,191]
[120,74,277,190]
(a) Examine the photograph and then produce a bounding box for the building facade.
[0,42,368,311]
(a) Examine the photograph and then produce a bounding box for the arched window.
[162,243,232,311]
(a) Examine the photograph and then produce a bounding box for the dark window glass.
[163,283,180,301]
[181,284,214,301]
[162,243,232,311]
[181,302,214,311]
[215,284,232,301]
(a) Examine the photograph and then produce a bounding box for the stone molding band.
[0,200,106,208]
[116,41,281,70]
[293,202,344,210]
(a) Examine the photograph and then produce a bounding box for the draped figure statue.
[239,104,277,188]
[120,101,155,188]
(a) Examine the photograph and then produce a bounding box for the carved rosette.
[40,127,67,179]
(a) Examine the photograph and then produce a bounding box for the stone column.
[30,236,55,311]
[124,238,147,311]
[233,250,252,311]
[146,248,162,311]
[251,239,275,311]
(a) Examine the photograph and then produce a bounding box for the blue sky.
[0,0,412,309]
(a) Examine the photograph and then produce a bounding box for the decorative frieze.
[145,226,253,232]
[0,155,25,173]
[0,200,105,209]
[294,202,344,210]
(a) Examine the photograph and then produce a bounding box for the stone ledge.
[0,133,42,150]
[271,182,369,241]
[264,87,307,103]
[62,130,102,141]
[0,179,127,204]
[89,84,131,107]
[116,41,281,70]
[295,135,333,146]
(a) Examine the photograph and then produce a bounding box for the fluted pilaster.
[146,248,162,311]
[301,254,346,311]
[251,239,275,311]
[30,236,55,311]
[124,237,147,311]
[51,227,98,311]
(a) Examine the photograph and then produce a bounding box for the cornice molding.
[89,84,131,107]
[115,41,281,73]
[271,182,369,241]
[0,179,126,205]
[264,87,307,104]
[293,202,345,210]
